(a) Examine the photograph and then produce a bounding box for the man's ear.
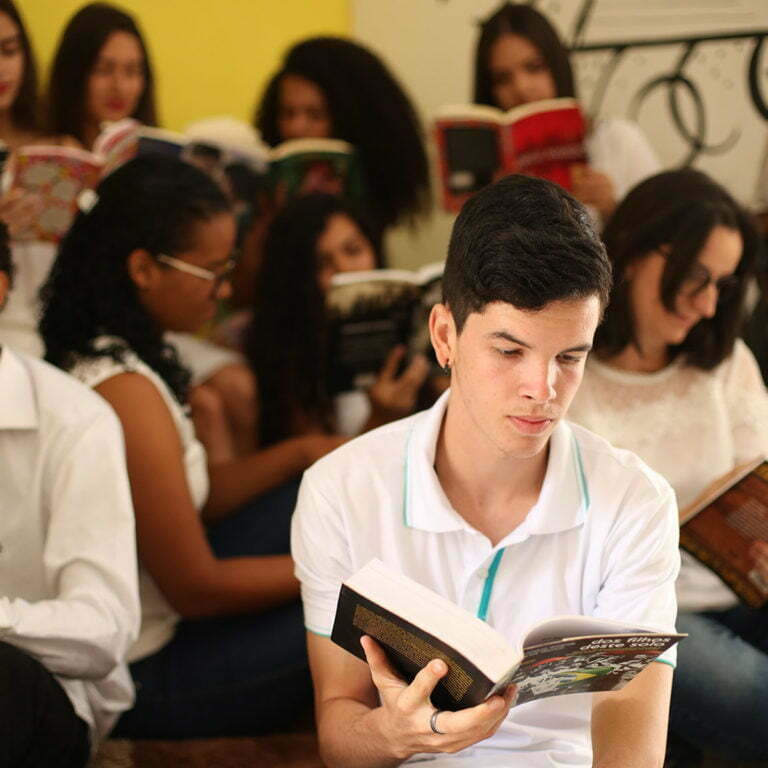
[0,271,9,311]
[429,302,457,369]
[127,248,157,291]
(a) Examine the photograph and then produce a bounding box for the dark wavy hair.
[473,2,576,107]
[1,0,38,132]
[40,156,231,403]
[444,174,610,333]
[246,193,382,445]
[596,168,760,370]
[47,2,157,145]
[255,36,431,232]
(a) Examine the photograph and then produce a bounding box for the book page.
[523,614,667,647]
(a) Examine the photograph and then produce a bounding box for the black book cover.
[331,584,501,711]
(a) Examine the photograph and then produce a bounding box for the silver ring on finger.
[429,708,446,735]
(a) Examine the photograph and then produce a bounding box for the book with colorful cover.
[6,118,146,242]
[434,97,588,212]
[332,559,684,712]
[679,456,768,608]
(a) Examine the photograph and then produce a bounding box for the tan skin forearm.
[164,551,299,619]
[591,663,671,768]
[203,436,310,521]
[317,697,404,768]
[203,432,346,521]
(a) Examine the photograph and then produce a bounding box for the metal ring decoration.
[429,708,446,735]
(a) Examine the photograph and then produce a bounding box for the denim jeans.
[669,605,768,760]
[114,479,313,739]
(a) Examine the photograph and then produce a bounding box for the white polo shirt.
[0,347,140,746]
[292,392,680,767]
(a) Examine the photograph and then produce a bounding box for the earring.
[442,361,451,376]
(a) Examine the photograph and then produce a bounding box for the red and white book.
[434,97,588,213]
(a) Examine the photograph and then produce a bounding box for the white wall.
[353,0,768,269]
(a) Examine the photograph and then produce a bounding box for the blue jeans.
[114,479,312,739]
[670,606,768,760]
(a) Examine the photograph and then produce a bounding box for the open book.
[325,263,443,387]
[434,97,588,212]
[268,137,364,204]
[7,121,362,242]
[680,456,768,608]
[6,119,140,241]
[332,559,684,711]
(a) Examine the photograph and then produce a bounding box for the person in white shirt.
[291,173,680,768]
[0,223,139,765]
[568,168,768,762]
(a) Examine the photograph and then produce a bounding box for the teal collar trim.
[571,431,590,512]
[403,427,412,527]
[477,549,505,622]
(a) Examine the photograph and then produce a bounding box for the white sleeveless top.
[70,337,209,662]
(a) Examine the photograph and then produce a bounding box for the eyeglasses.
[679,262,740,300]
[156,253,237,295]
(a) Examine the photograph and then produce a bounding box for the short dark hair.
[596,168,761,370]
[474,2,576,108]
[40,156,230,403]
[0,0,38,132]
[47,2,157,145]
[255,36,430,232]
[443,174,611,332]
[0,220,12,288]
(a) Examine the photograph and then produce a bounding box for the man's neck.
[434,403,549,546]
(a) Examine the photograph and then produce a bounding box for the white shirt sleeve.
[0,409,140,680]
[587,118,661,204]
[593,483,681,664]
[291,470,353,636]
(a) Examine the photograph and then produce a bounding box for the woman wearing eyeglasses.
[39,156,344,738]
[568,168,768,763]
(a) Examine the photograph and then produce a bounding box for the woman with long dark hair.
[45,2,260,459]
[474,2,659,224]
[568,168,768,762]
[247,193,428,446]
[255,36,431,236]
[47,2,156,150]
[40,156,344,737]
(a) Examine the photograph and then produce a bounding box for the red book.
[434,97,588,213]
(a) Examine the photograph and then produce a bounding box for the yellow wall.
[19,0,350,131]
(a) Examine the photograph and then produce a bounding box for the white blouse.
[568,340,768,612]
[70,338,209,662]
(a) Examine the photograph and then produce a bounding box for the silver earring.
[442,361,451,376]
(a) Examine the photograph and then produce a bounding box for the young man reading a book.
[291,174,680,768]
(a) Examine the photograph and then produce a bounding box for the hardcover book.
[679,456,768,608]
[434,97,588,212]
[332,559,683,711]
